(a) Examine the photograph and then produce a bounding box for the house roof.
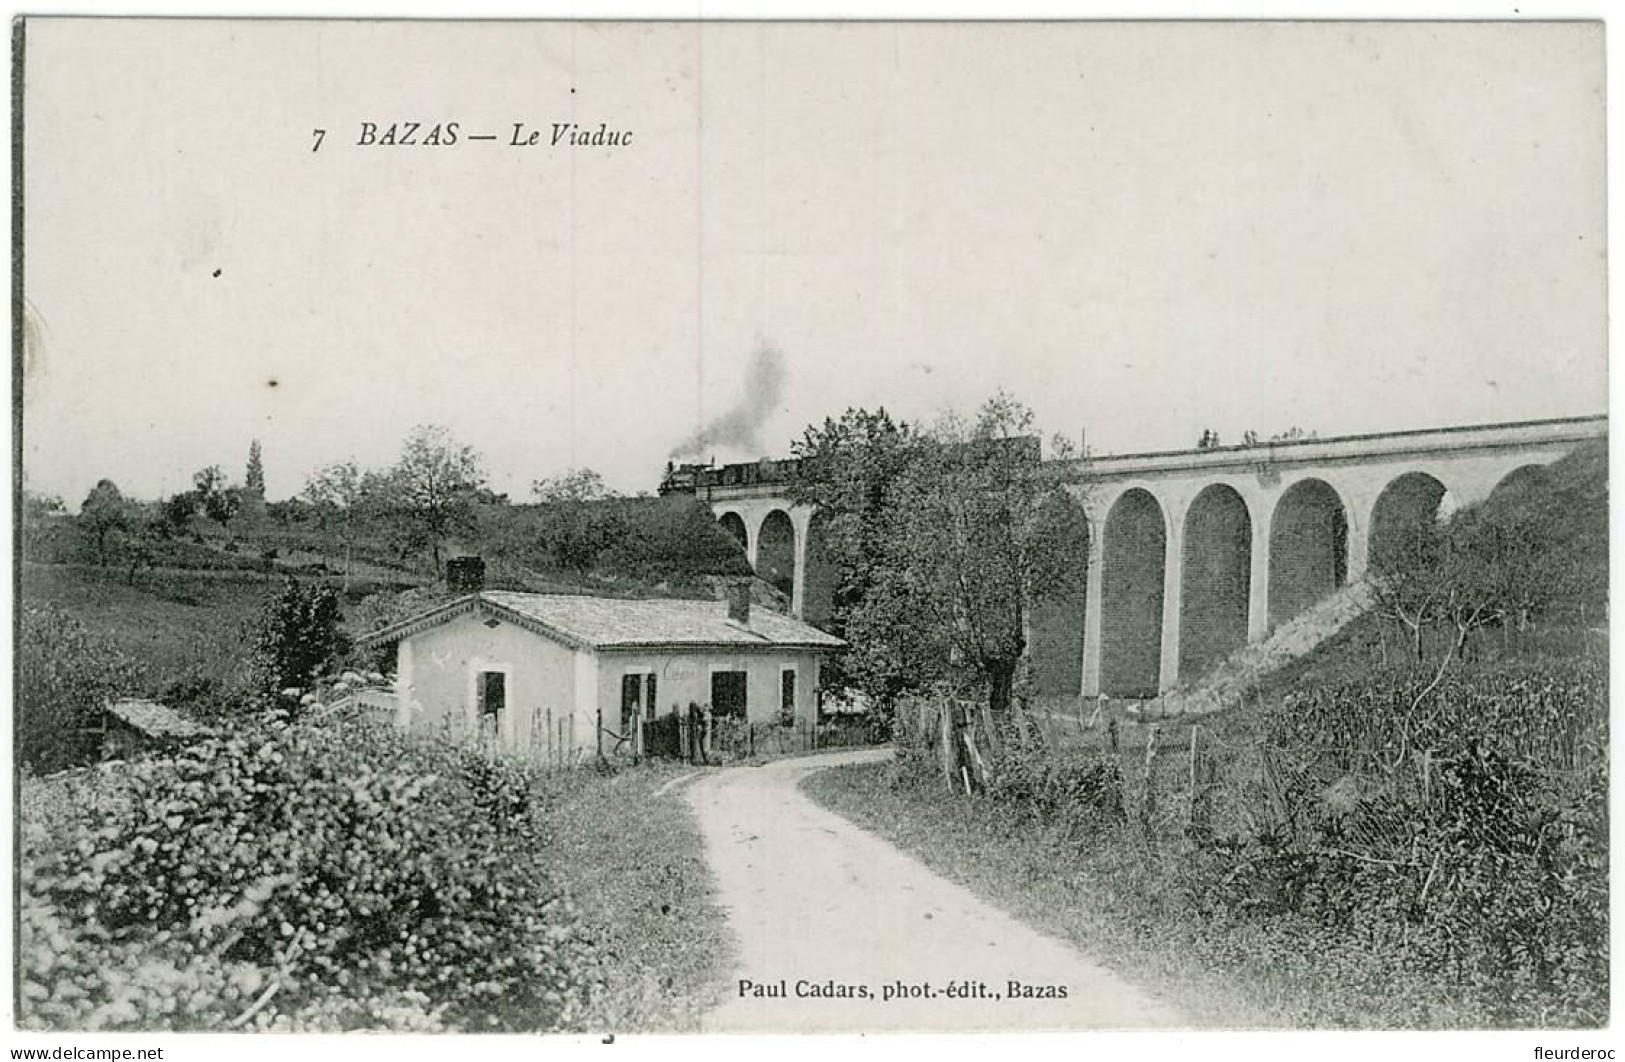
[357,591,847,653]
[106,698,211,740]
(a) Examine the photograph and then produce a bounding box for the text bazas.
[355,122,633,147]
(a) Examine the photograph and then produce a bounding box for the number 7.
[311,128,326,152]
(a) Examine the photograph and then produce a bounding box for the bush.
[20,713,604,1032]
[1182,661,1610,1026]
[19,605,147,774]
[250,580,350,698]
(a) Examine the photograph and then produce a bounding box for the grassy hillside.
[21,565,276,703]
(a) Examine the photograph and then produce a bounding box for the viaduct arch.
[693,415,1605,697]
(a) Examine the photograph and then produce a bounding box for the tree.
[251,579,350,698]
[79,479,133,566]
[245,439,266,499]
[241,439,268,526]
[21,491,66,558]
[161,490,200,537]
[192,465,242,536]
[533,467,610,504]
[890,395,1084,713]
[120,505,169,586]
[787,407,924,702]
[1368,515,1452,661]
[386,425,486,576]
[304,459,383,588]
[790,395,1084,714]
[532,468,621,573]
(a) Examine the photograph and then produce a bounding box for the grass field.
[21,563,277,698]
[550,764,734,1030]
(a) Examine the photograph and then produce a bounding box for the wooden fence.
[892,692,1603,849]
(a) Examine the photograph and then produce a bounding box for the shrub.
[19,605,147,774]
[250,580,350,698]
[20,713,604,1032]
[1184,662,1610,1027]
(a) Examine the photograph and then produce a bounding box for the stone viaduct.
[684,415,1606,698]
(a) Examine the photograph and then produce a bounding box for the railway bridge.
[679,415,1606,698]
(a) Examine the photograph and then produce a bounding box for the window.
[645,673,658,717]
[477,671,506,716]
[780,667,797,715]
[710,670,747,718]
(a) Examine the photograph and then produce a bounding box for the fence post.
[1141,723,1160,837]
[1187,725,1200,833]
[938,697,957,785]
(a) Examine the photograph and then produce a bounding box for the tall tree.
[787,407,923,700]
[891,395,1084,713]
[790,395,1085,714]
[388,425,486,576]
[245,439,266,499]
[79,479,132,566]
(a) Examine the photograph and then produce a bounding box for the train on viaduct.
[660,414,1606,699]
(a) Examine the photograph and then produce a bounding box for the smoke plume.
[670,343,788,460]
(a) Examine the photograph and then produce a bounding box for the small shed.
[103,698,212,759]
[356,584,845,758]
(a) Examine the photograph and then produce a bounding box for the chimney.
[727,580,752,626]
[446,556,486,594]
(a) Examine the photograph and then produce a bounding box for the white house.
[356,584,845,758]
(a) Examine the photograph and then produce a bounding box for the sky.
[20,19,1606,507]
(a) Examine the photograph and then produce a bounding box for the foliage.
[1369,438,1608,675]
[531,469,625,573]
[80,479,133,567]
[160,491,200,537]
[787,406,921,700]
[382,425,487,576]
[302,459,391,582]
[600,495,753,583]
[18,605,148,773]
[22,490,71,559]
[19,714,603,1032]
[791,394,1084,713]
[245,439,266,499]
[479,492,749,589]
[191,465,245,535]
[250,580,351,699]
[866,647,1607,1027]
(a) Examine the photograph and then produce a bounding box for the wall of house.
[397,611,583,755]
[594,649,824,732]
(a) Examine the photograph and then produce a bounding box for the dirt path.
[687,749,1181,1033]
